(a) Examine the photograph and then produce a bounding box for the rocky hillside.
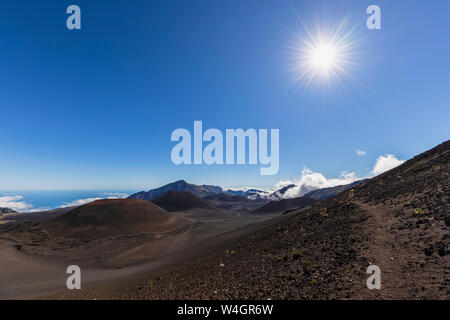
[118,140,449,299]
[52,140,449,299]
[250,196,317,214]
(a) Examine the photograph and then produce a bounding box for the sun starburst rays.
[289,19,361,89]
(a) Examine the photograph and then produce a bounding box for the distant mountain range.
[0,207,17,214]
[128,179,368,203]
[225,188,276,201]
[128,180,272,202]
[128,180,223,201]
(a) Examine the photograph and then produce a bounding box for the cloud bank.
[272,153,405,199]
[274,168,360,198]
[60,197,103,208]
[101,192,130,199]
[60,193,129,208]
[0,192,131,212]
[0,195,32,212]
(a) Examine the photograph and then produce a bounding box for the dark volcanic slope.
[250,196,317,214]
[51,140,450,300]
[204,193,265,212]
[43,199,182,240]
[151,191,216,212]
[128,180,222,201]
[204,193,253,202]
[304,179,369,200]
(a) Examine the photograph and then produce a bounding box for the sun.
[289,19,360,88]
[310,43,337,71]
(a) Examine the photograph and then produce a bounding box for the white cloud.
[275,167,360,199]
[60,197,102,208]
[225,187,276,201]
[356,149,366,156]
[101,192,129,198]
[60,193,129,208]
[0,195,32,212]
[268,153,405,199]
[29,207,52,213]
[226,186,272,193]
[371,154,405,176]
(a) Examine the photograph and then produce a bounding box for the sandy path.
[358,202,405,298]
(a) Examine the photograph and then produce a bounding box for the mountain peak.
[128,180,223,201]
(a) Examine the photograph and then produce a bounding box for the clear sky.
[0,0,449,191]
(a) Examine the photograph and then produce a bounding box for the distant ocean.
[0,190,138,213]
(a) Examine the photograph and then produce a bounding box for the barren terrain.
[0,141,448,300]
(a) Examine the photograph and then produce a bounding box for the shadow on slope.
[151,191,217,212]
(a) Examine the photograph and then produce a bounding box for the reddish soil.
[43,199,183,240]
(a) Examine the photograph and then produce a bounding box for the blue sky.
[0,0,449,191]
